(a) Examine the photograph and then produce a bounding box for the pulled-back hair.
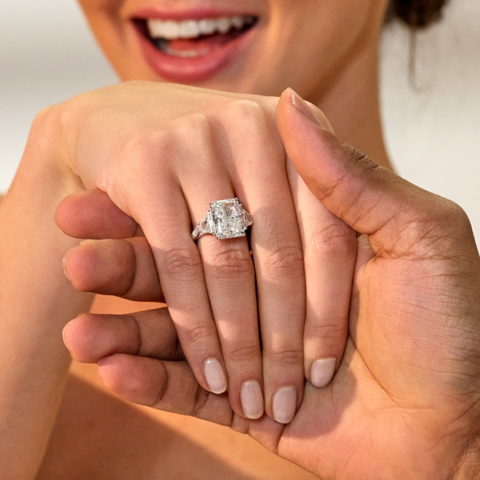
[387,0,450,28]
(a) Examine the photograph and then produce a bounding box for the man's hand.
[62,89,480,479]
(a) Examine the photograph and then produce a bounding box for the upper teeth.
[147,15,256,40]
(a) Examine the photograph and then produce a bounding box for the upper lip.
[130,6,258,21]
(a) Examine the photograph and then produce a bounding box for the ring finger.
[180,141,264,420]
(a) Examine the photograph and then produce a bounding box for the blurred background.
[1,0,479,237]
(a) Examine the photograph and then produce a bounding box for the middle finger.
[227,103,306,425]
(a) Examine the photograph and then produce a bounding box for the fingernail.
[203,358,227,394]
[286,87,322,126]
[62,252,70,280]
[310,358,337,388]
[62,322,71,345]
[285,87,334,132]
[241,381,264,420]
[272,386,297,424]
[98,355,114,368]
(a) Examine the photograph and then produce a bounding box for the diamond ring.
[191,198,253,242]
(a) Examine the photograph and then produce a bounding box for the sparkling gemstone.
[209,198,248,240]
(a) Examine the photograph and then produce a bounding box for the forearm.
[0,117,93,479]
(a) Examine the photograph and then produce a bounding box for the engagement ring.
[191,198,253,242]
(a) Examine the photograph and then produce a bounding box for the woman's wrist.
[0,105,94,480]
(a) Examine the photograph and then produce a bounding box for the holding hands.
[52,82,355,424]
[56,87,480,479]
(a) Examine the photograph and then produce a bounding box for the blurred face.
[78,0,388,98]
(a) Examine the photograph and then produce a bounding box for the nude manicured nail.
[310,358,337,388]
[203,358,227,394]
[62,253,70,280]
[272,386,297,424]
[62,322,71,345]
[241,381,264,420]
[286,87,331,130]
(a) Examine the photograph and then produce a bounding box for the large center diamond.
[207,198,251,240]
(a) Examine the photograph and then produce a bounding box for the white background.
[1,1,479,237]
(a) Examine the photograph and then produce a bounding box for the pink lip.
[132,8,258,83]
[134,7,255,21]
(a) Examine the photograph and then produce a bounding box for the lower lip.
[135,23,256,83]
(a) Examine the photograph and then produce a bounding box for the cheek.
[76,0,132,73]
[264,0,381,78]
[76,0,125,34]
[77,0,120,11]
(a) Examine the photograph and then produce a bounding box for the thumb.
[276,88,462,257]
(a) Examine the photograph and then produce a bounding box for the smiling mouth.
[136,15,258,59]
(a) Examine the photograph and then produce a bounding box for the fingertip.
[55,194,74,232]
[62,242,99,292]
[62,320,73,350]
[62,316,83,355]
[63,314,111,363]
[309,358,337,389]
[98,354,115,369]
[279,88,333,132]
[97,354,121,391]
[63,239,135,295]
[62,251,71,281]
[62,315,91,362]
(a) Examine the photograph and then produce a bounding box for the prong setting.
[192,198,253,241]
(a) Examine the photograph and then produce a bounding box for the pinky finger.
[98,354,234,426]
[287,160,356,388]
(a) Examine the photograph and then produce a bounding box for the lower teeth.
[154,39,213,58]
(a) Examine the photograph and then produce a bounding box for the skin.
[63,91,480,479]
[67,0,392,422]
[77,0,390,162]
[2,0,480,479]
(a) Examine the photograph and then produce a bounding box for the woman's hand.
[52,82,356,422]
[64,90,480,479]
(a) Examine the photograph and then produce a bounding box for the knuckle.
[30,104,64,148]
[162,247,204,281]
[223,342,260,364]
[206,244,254,282]
[263,244,304,278]
[267,347,304,367]
[309,222,356,258]
[225,99,264,121]
[307,320,347,342]
[221,99,272,134]
[181,323,218,348]
[340,141,380,175]
[174,111,212,139]
[125,128,173,168]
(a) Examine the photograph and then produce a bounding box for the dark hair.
[387,0,450,29]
